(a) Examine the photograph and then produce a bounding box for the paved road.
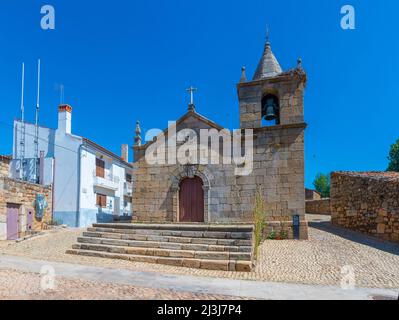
[0,254,397,300]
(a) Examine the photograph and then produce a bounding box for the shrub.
[253,186,266,258]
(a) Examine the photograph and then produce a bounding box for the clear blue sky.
[0,0,398,188]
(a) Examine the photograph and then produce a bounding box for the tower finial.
[134,120,142,146]
[253,27,282,80]
[240,66,247,83]
[297,57,303,69]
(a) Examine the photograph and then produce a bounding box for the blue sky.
[0,0,398,188]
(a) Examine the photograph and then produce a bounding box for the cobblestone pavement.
[1,215,398,289]
[0,268,249,300]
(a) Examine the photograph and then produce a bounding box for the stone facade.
[0,156,53,240]
[0,156,10,177]
[306,199,331,215]
[331,172,399,243]
[132,41,309,240]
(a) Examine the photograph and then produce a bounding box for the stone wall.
[331,172,399,243]
[306,199,331,215]
[0,157,53,240]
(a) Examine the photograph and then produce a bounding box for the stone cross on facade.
[186,86,197,111]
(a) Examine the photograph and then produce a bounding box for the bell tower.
[237,38,306,129]
[236,35,309,240]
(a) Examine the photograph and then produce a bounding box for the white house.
[11,104,133,227]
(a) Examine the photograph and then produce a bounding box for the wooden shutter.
[96,158,105,178]
[96,194,107,208]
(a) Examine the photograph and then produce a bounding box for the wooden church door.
[179,177,204,223]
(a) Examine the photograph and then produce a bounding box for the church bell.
[264,98,278,121]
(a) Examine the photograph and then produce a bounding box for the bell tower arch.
[237,39,306,129]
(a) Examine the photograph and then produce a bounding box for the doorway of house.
[6,203,20,240]
[179,176,204,223]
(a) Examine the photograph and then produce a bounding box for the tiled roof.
[82,138,133,168]
[0,155,12,161]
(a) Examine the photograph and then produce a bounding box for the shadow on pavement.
[309,221,399,256]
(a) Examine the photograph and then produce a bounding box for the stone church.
[132,38,308,240]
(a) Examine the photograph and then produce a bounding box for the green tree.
[387,139,399,172]
[313,173,330,198]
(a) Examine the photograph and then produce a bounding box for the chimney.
[121,144,129,162]
[58,104,72,134]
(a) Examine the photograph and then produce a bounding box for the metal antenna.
[60,84,64,105]
[34,59,41,183]
[21,63,25,122]
[20,63,26,180]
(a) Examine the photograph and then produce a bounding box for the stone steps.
[66,249,252,271]
[88,226,252,240]
[83,231,252,247]
[92,223,253,233]
[72,243,251,261]
[67,223,254,272]
[78,236,252,253]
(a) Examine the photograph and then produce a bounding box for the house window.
[96,158,105,178]
[96,194,107,208]
[126,173,132,183]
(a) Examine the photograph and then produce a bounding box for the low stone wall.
[331,171,399,243]
[306,199,331,215]
[0,177,52,240]
[263,219,308,240]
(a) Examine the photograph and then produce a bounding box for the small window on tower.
[261,94,280,126]
[126,173,132,183]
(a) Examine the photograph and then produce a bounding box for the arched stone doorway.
[179,176,204,222]
[170,165,211,223]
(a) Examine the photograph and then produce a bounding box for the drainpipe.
[76,143,83,228]
[51,157,56,222]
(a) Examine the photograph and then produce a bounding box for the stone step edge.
[72,243,252,261]
[86,228,252,240]
[92,223,254,233]
[66,249,252,272]
[78,236,252,253]
[84,230,253,243]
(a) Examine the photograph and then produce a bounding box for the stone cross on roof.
[186,86,197,111]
